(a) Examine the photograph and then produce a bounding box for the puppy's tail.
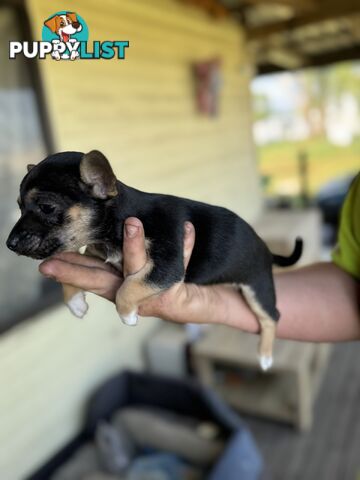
[272,237,303,267]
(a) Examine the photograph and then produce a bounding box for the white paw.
[120,311,138,326]
[259,355,273,371]
[52,51,61,61]
[67,292,88,318]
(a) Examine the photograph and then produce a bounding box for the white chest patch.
[78,245,87,254]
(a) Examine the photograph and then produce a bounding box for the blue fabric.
[208,430,263,480]
[128,452,201,480]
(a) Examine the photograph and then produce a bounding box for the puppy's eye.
[39,204,56,215]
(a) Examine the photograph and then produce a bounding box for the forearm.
[213,262,360,342]
[41,217,360,343]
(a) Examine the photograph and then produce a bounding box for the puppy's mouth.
[15,236,62,260]
[31,240,63,259]
[62,24,81,38]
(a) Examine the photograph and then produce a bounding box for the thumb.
[123,217,147,276]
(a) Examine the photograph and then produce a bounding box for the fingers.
[123,217,147,276]
[38,218,196,308]
[52,252,116,272]
[137,220,195,320]
[123,218,195,275]
[39,259,121,301]
[183,222,195,269]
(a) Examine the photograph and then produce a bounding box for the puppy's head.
[6,150,117,259]
[44,12,82,39]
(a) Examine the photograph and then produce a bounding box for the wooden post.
[298,149,309,208]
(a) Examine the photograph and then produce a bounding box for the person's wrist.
[216,284,260,333]
[177,283,227,325]
[205,285,231,325]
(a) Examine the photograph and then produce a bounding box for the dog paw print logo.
[42,11,88,61]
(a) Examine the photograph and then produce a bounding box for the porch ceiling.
[181,0,360,74]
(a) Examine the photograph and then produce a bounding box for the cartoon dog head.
[44,12,82,42]
[6,151,118,259]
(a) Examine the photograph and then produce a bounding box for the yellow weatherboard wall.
[28,0,261,216]
[0,1,261,479]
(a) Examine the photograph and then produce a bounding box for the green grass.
[257,137,360,197]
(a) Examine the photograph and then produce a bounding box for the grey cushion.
[95,421,134,474]
[112,407,224,466]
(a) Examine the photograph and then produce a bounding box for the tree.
[326,62,360,106]
[253,93,272,121]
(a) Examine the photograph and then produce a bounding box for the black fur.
[7,151,303,322]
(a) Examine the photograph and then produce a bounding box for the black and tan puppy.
[7,151,302,370]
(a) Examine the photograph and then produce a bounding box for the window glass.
[0,6,60,333]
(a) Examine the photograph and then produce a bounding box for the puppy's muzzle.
[6,230,41,256]
[6,233,19,252]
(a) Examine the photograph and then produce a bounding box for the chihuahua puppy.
[7,151,302,370]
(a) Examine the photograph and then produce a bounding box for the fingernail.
[125,224,139,238]
[184,222,192,233]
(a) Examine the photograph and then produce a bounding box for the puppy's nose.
[72,21,80,28]
[6,234,20,252]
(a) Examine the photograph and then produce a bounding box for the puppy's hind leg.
[257,316,277,371]
[63,284,89,318]
[240,278,279,371]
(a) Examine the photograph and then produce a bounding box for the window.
[0,2,61,333]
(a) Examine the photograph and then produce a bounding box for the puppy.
[7,151,302,370]
[44,12,82,60]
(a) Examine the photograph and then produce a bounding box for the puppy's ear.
[44,16,57,33]
[67,12,78,23]
[27,164,35,172]
[80,150,117,199]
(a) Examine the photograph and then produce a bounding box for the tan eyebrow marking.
[25,188,38,202]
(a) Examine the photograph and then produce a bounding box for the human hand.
[39,218,206,323]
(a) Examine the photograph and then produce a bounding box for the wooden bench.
[192,325,330,430]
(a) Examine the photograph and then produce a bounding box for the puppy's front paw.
[67,291,88,318]
[119,310,138,326]
[259,355,273,371]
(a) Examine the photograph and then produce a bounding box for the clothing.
[208,430,263,480]
[332,173,360,280]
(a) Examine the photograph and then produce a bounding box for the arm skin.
[39,218,360,343]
